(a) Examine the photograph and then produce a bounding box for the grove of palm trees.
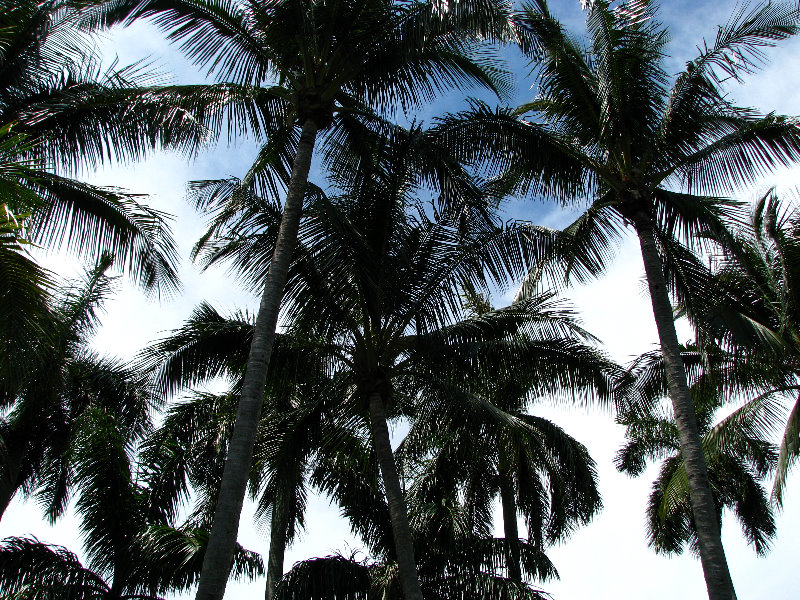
[2,1,800,600]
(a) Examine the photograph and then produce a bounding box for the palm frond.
[773,393,800,507]
[0,536,109,600]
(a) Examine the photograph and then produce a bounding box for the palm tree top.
[97,0,515,128]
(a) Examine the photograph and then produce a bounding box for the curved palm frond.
[0,536,110,600]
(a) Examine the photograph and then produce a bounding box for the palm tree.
[0,0,224,295]
[275,421,557,600]
[684,192,800,506]
[0,402,263,600]
[275,507,555,600]
[398,293,611,584]
[194,120,622,597]
[0,255,156,521]
[95,3,517,595]
[616,343,777,556]
[437,2,800,597]
[136,303,362,600]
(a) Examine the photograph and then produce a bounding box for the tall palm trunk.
[194,119,319,600]
[498,466,522,583]
[634,217,736,600]
[265,495,291,600]
[367,391,424,600]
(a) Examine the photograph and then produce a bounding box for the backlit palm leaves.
[436,2,800,598]
[91,4,517,594]
[0,1,219,295]
[136,302,367,600]
[616,344,777,556]
[399,294,613,583]
[687,193,800,506]
[0,405,263,600]
[0,256,156,520]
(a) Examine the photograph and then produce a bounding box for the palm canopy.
[89,7,519,594]
[0,256,155,521]
[274,504,555,600]
[99,0,513,115]
[0,403,263,600]
[434,4,800,598]
[398,293,613,585]
[439,0,800,271]
[684,192,800,506]
[94,0,519,209]
[616,343,778,556]
[0,0,225,295]
[136,303,365,599]
[213,132,616,598]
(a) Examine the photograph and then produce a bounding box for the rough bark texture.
[265,496,290,600]
[194,119,319,600]
[498,468,522,583]
[367,391,424,600]
[634,220,736,600]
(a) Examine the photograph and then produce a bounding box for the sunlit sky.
[3,2,800,599]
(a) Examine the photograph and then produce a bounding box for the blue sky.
[3,2,800,599]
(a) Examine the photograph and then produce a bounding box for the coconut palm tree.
[194,121,622,597]
[274,505,555,600]
[398,292,610,584]
[684,192,800,507]
[273,421,557,600]
[136,303,363,600]
[436,2,800,597]
[94,3,517,595]
[0,402,263,600]
[0,255,157,522]
[0,0,225,295]
[616,343,777,556]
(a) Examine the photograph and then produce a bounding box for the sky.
[3,1,800,599]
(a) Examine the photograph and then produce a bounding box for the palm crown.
[436,3,800,599]
[616,343,778,556]
[0,256,155,522]
[686,193,800,506]
[0,0,224,296]
[90,5,518,595]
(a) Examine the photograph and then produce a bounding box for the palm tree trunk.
[634,219,736,600]
[498,467,522,583]
[194,119,319,600]
[265,496,290,600]
[367,391,424,600]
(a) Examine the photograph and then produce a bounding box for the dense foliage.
[1,2,799,600]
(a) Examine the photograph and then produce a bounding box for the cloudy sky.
[3,1,800,599]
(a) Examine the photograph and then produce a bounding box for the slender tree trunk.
[194,119,319,600]
[634,219,736,600]
[367,391,424,600]
[264,496,290,600]
[498,467,522,583]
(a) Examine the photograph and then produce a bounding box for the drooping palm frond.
[616,342,779,556]
[0,536,111,600]
[0,206,51,396]
[0,256,160,523]
[685,193,800,505]
[140,303,254,398]
[128,525,264,595]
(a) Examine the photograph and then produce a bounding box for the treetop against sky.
[3,1,800,599]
